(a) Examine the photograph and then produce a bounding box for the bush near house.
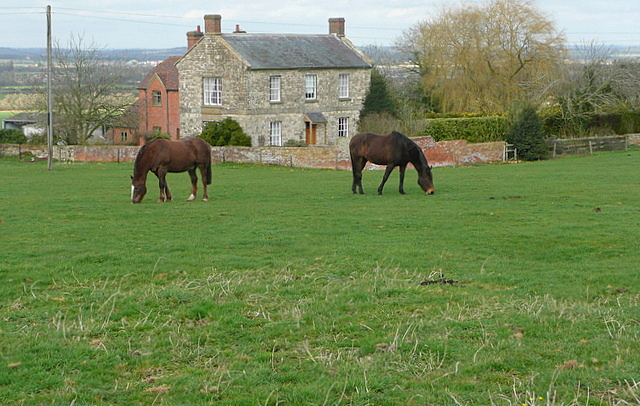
[199,118,251,146]
[0,128,27,144]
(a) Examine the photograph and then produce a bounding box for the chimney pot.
[187,25,204,50]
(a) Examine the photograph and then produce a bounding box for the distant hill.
[0,47,187,62]
[2,44,638,64]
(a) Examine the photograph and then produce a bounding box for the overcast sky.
[1,0,638,50]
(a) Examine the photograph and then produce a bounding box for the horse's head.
[131,176,147,203]
[418,165,435,195]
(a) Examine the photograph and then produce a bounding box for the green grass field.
[1,152,639,405]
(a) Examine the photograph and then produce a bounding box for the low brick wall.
[1,137,506,169]
[0,144,139,163]
[210,137,506,170]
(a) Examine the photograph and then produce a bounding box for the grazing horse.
[131,137,212,203]
[349,131,435,195]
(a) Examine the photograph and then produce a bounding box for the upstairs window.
[338,74,350,98]
[152,91,162,106]
[203,77,222,106]
[305,74,317,100]
[269,76,281,102]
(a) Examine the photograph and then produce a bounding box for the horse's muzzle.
[426,189,435,195]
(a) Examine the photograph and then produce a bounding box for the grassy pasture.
[1,151,639,405]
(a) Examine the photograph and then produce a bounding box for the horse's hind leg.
[199,166,209,201]
[351,156,366,194]
[187,169,198,201]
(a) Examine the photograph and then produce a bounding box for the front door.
[305,122,317,145]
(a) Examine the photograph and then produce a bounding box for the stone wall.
[0,137,506,168]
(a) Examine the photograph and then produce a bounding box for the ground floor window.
[338,117,349,137]
[120,131,128,143]
[270,121,282,146]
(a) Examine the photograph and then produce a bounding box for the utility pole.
[46,5,53,170]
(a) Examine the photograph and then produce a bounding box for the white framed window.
[338,117,349,137]
[270,121,282,146]
[305,74,317,100]
[269,76,281,102]
[203,77,222,106]
[152,91,162,106]
[339,74,350,98]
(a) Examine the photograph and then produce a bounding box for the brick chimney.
[187,25,203,50]
[204,14,222,34]
[329,18,345,37]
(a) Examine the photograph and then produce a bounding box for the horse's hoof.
[202,198,208,202]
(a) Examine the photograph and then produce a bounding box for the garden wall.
[1,137,507,169]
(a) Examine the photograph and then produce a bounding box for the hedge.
[418,116,509,143]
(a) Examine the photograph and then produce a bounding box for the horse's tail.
[206,160,212,185]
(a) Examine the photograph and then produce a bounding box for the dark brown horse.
[131,137,212,203]
[349,131,435,195]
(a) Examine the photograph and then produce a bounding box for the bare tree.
[554,42,640,135]
[34,35,136,144]
[398,0,566,114]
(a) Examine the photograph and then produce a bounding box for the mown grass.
[1,151,639,405]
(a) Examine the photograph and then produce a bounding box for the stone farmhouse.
[176,15,372,146]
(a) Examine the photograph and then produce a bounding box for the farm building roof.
[138,55,181,90]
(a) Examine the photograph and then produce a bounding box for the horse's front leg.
[378,164,396,195]
[187,169,198,201]
[398,164,407,195]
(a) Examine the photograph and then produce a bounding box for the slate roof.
[138,56,181,90]
[221,34,371,70]
[304,113,328,123]
[3,112,42,124]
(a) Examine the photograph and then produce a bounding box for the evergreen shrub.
[199,118,251,147]
[0,129,27,144]
[506,105,548,161]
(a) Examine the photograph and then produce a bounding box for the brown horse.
[349,131,435,195]
[131,137,212,203]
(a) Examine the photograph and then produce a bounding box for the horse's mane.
[133,139,161,178]
[394,131,429,168]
